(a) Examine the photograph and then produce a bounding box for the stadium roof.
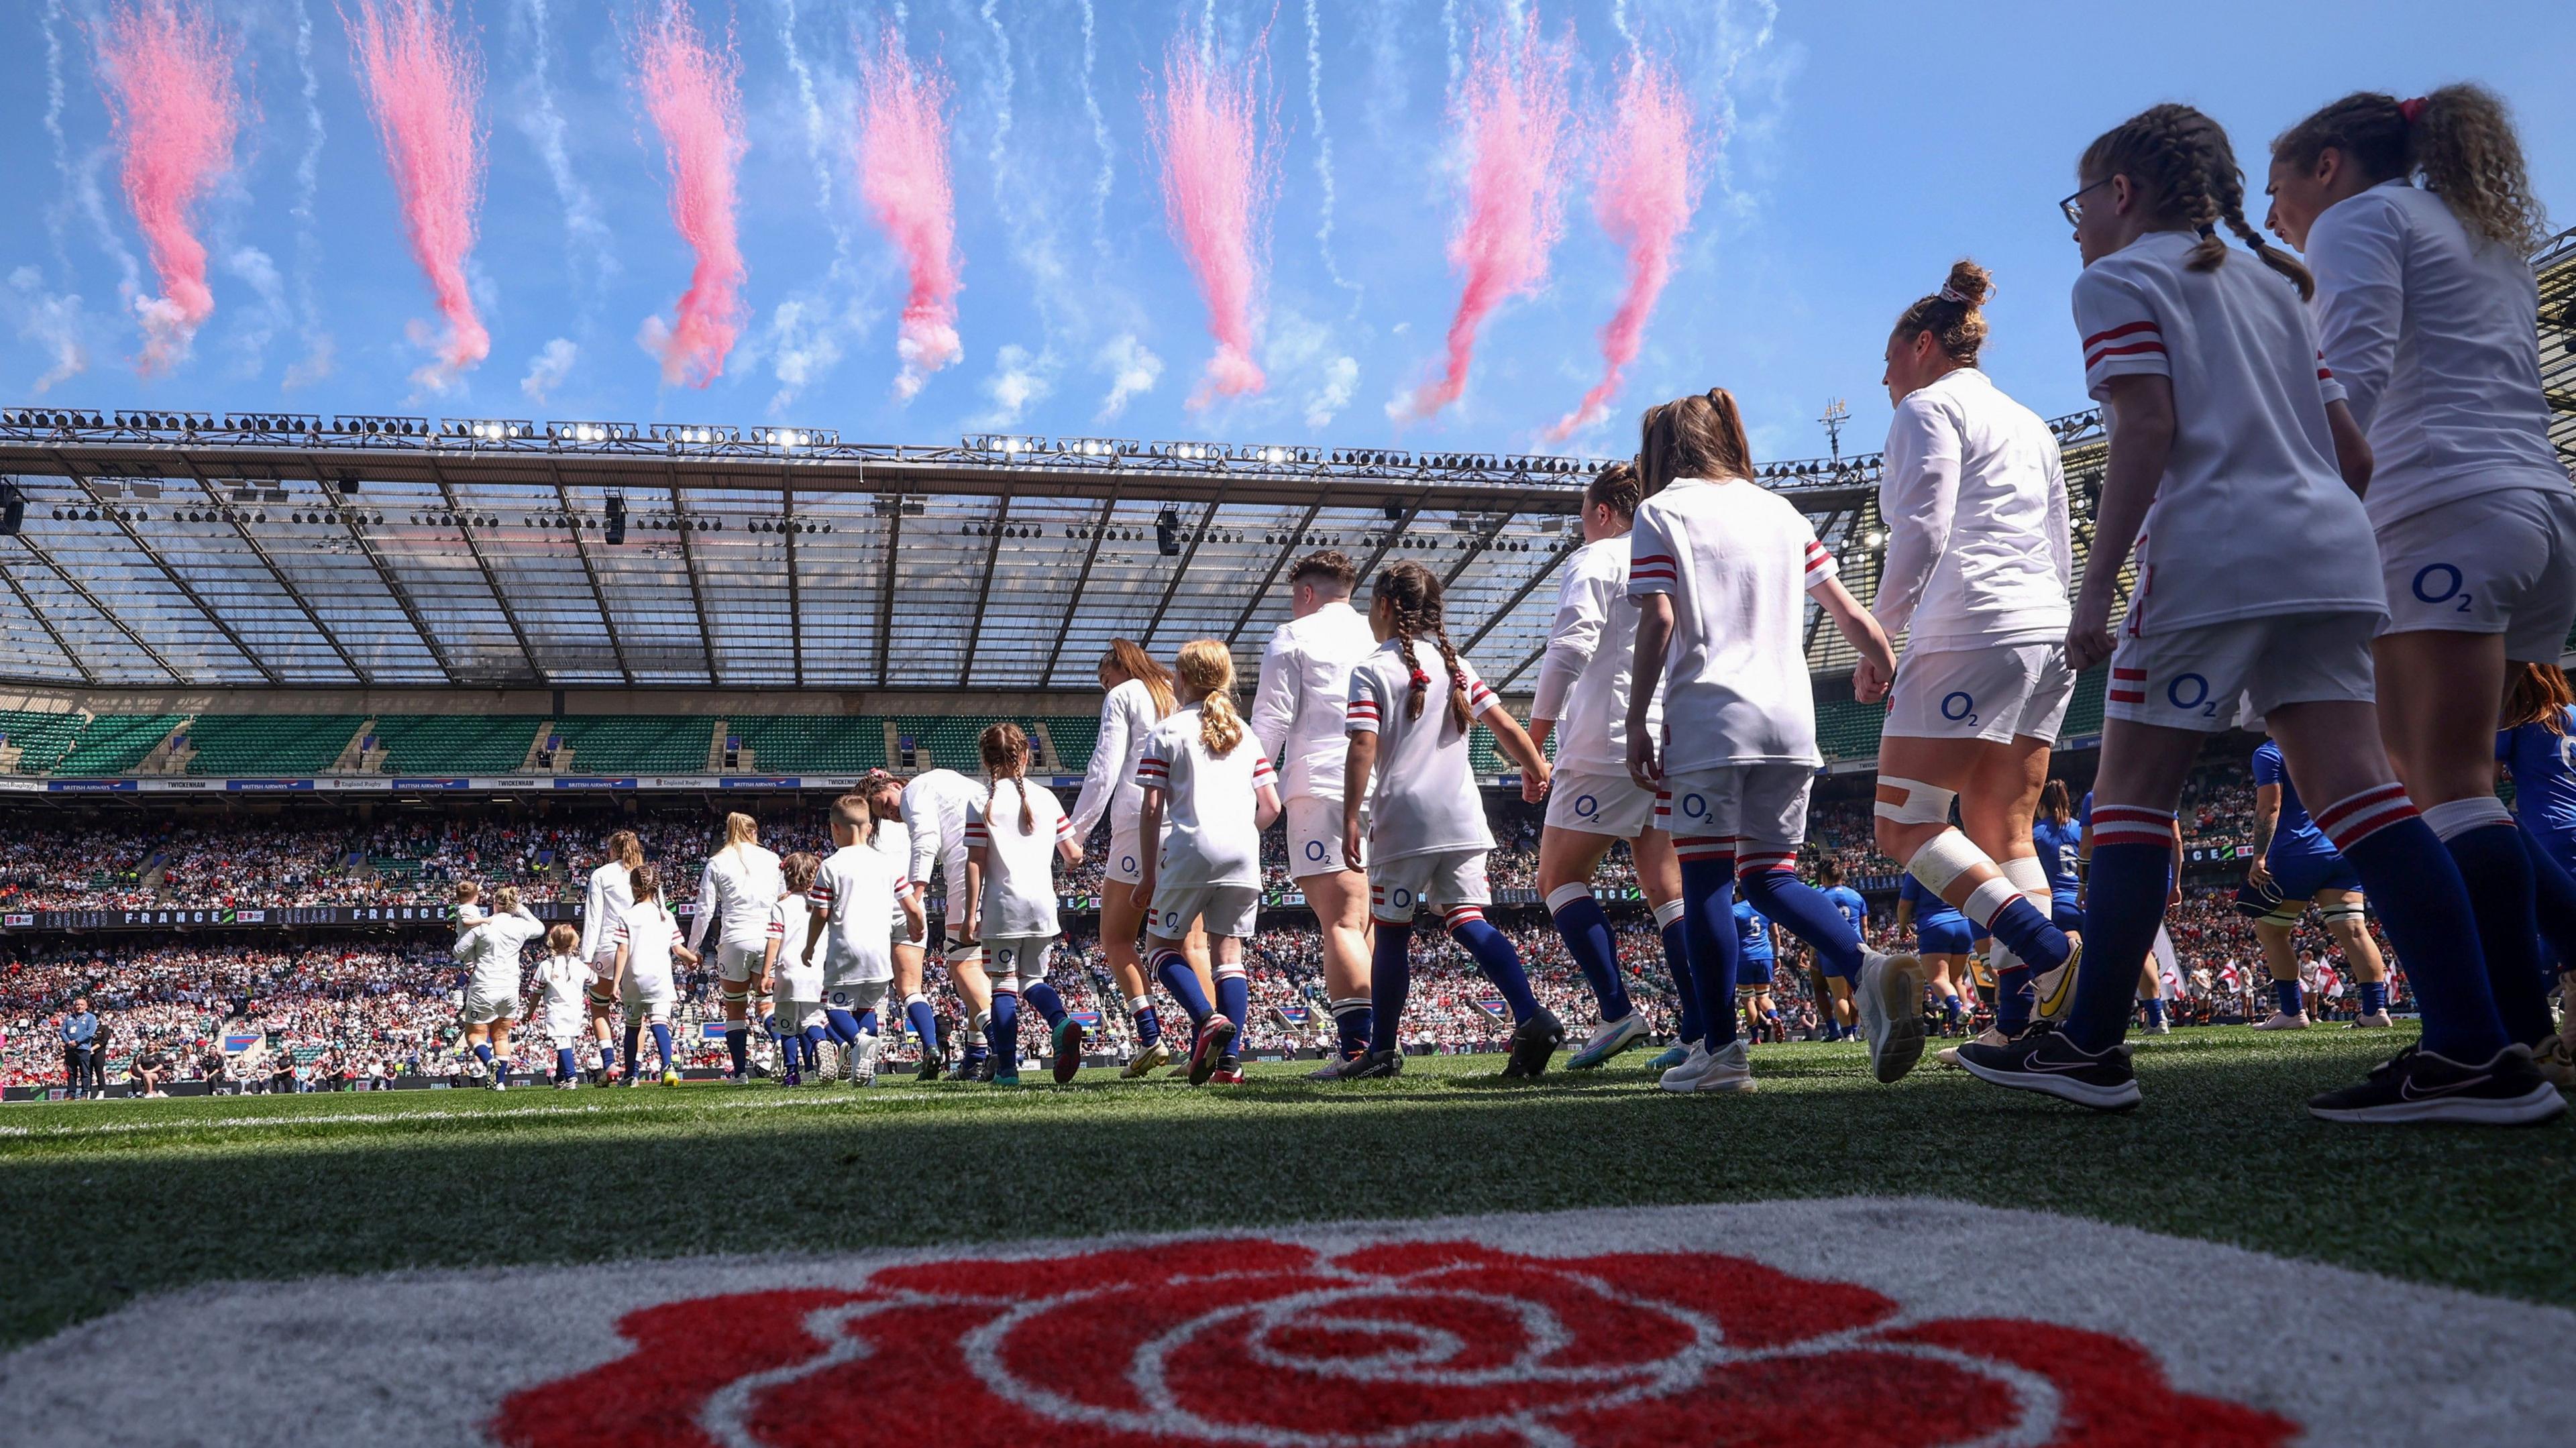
[1,226,2563,697]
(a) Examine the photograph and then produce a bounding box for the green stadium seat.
[370,716,548,775]
[179,715,366,775]
[547,716,716,774]
[727,717,889,774]
[0,710,89,774]
[55,714,182,775]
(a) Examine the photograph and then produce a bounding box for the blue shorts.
[2051,895,2082,934]
[1737,952,1776,987]
[1916,918,1974,956]
[2269,849,2361,902]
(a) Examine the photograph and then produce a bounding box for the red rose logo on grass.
[495,1237,2294,1447]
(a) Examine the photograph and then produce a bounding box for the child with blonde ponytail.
[1134,640,1283,1084]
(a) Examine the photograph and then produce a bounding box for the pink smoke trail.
[1395,17,1572,423]
[1546,56,1701,443]
[855,28,961,402]
[93,0,238,376]
[636,1,746,388]
[347,0,489,391]
[1151,42,1274,407]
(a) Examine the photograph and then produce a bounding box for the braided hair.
[979,723,1036,834]
[2082,103,2314,300]
[1372,561,1472,736]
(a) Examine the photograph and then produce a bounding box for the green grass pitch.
[3,1024,2569,1348]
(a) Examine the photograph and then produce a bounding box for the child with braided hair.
[1957,103,2557,1124]
[963,724,1082,1086]
[1330,561,1558,1080]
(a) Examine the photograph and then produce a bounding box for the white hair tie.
[1939,283,1975,306]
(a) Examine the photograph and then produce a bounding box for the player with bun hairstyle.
[1866,259,2080,1045]
[1136,641,1284,1084]
[690,812,784,1084]
[455,884,544,1090]
[2265,85,2574,1074]
[1333,561,1559,1080]
[1625,389,1915,1093]
[1068,639,1195,1076]
[1523,461,1694,1072]
[1960,103,2557,1124]
[963,724,1082,1085]
[1250,549,1383,1075]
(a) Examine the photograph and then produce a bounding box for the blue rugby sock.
[800,1026,824,1070]
[2274,979,2305,1017]
[1656,903,1703,1044]
[1024,981,1068,1030]
[1213,968,1248,1066]
[724,1025,747,1076]
[824,1008,862,1046]
[648,1023,674,1074]
[1736,852,1862,981]
[1448,910,1538,1023]
[472,1043,494,1072]
[2430,807,2553,1047]
[598,1042,618,1076]
[555,1047,576,1082]
[2360,980,2388,1015]
[1547,885,1632,1021]
[1152,946,1213,1029]
[621,1026,642,1078]
[2323,786,2506,1061]
[904,994,940,1056]
[987,989,1020,1066]
[1367,922,1413,1056]
[2143,997,2167,1028]
[1675,840,1740,1048]
[1996,964,2033,1035]
[2063,826,2173,1053]
[1130,999,1165,1048]
[2518,824,2576,970]
[1330,998,1371,1060]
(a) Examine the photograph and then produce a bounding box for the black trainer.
[1501,1007,1567,1079]
[1306,1051,1372,1082]
[1955,1022,2139,1112]
[1340,1048,1404,1080]
[2307,1044,2567,1125]
[914,1043,946,1084]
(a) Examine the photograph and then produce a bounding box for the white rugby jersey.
[1346,638,1500,862]
[900,769,982,889]
[531,953,588,1024]
[808,844,907,985]
[2074,231,2384,634]
[1136,704,1278,889]
[1628,477,1831,770]
[1873,368,2073,653]
[462,905,544,998]
[609,900,682,993]
[766,894,820,1001]
[1531,537,1663,775]
[864,815,914,932]
[966,778,1072,939]
[2306,180,2570,530]
[1250,600,1379,800]
[578,860,633,962]
[689,842,784,954]
[1068,679,1167,840]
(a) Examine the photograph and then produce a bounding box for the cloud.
[764,297,849,414]
[7,265,89,393]
[221,245,290,378]
[975,343,1056,427]
[1093,333,1161,422]
[1305,355,1358,430]
[521,337,578,404]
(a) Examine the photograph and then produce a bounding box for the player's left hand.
[1852,653,1892,704]
[2065,588,2117,673]
[1520,769,1548,805]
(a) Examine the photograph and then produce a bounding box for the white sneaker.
[839,1043,858,1083]
[492,1080,507,1092]
[855,1032,884,1085]
[2349,1012,2394,1029]
[1566,1012,1652,1070]
[1938,1026,2007,1068]
[1660,1038,1755,1093]
[1854,951,1927,1084]
[2253,1011,2311,1031]
[2143,1020,2172,1036]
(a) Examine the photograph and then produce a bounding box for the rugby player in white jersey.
[894,766,1000,1078]
[529,924,590,1088]
[455,885,544,1090]
[579,830,643,1084]
[1523,463,1692,1072]
[1068,641,1188,1075]
[609,863,696,1085]
[805,793,924,1087]
[1250,550,1383,1075]
[860,771,942,1080]
[689,812,785,1084]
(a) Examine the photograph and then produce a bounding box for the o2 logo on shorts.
[2165,672,2218,718]
[1304,839,1328,863]
[1572,793,1599,820]
[1939,691,1978,727]
[2412,563,2473,614]
[1120,854,1138,876]
[997,947,1016,968]
[1678,793,1709,822]
[828,989,852,1009]
[1387,886,1416,910]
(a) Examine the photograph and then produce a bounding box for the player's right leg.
[2251,915,2310,1029]
[2314,889,2392,1028]
[1289,795,1374,1072]
[1102,818,1173,1076]
[1537,824,1647,1070]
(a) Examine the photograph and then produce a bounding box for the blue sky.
[5,0,2571,465]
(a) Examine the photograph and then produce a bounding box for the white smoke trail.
[1077,0,1113,259]
[765,0,859,410]
[1440,0,1461,89]
[774,0,847,249]
[1304,0,1358,306]
[1093,333,1161,422]
[286,1,333,386]
[46,0,140,298]
[517,0,616,307]
[7,266,87,393]
[1199,0,1217,66]
[1611,0,1636,60]
[40,0,72,276]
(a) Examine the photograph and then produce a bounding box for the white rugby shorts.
[1285,795,1364,877]
[772,997,823,1035]
[2375,487,2576,661]
[2106,610,2378,733]
[458,983,519,1027]
[824,980,890,1016]
[1542,770,1659,838]
[1368,851,1491,924]
[1148,884,1260,941]
[715,940,767,986]
[1884,641,2077,745]
[1654,765,1815,850]
[985,936,1058,984]
[619,978,675,1026]
[1106,818,1148,886]
[541,1010,585,1047]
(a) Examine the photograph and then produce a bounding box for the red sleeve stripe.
[2111,667,2147,680]
[1055,818,1073,836]
[2085,339,2167,368]
[2106,689,2146,704]
[2080,320,2161,348]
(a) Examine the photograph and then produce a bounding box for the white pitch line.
[0,1087,976,1140]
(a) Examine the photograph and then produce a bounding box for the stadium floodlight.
[604,492,627,545]
[0,482,22,537]
[1863,529,1886,549]
[1155,507,1183,556]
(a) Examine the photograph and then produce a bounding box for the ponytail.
[979,724,1036,833]
[1174,639,1244,755]
[2275,85,2546,254]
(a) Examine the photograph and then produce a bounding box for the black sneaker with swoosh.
[2306,1044,2567,1125]
[1955,1022,2141,1112]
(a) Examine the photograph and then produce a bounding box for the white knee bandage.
[1874,777,1957,828]
[1545,883,1595,913]
[2000,854,2051,898]
[2319,899,2367,925]
[1903,827,1990,896]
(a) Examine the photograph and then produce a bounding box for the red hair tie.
[1407,666,1429,685]
[2398,95,2427,125]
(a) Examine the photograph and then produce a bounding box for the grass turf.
[3,1024,2569,1348]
